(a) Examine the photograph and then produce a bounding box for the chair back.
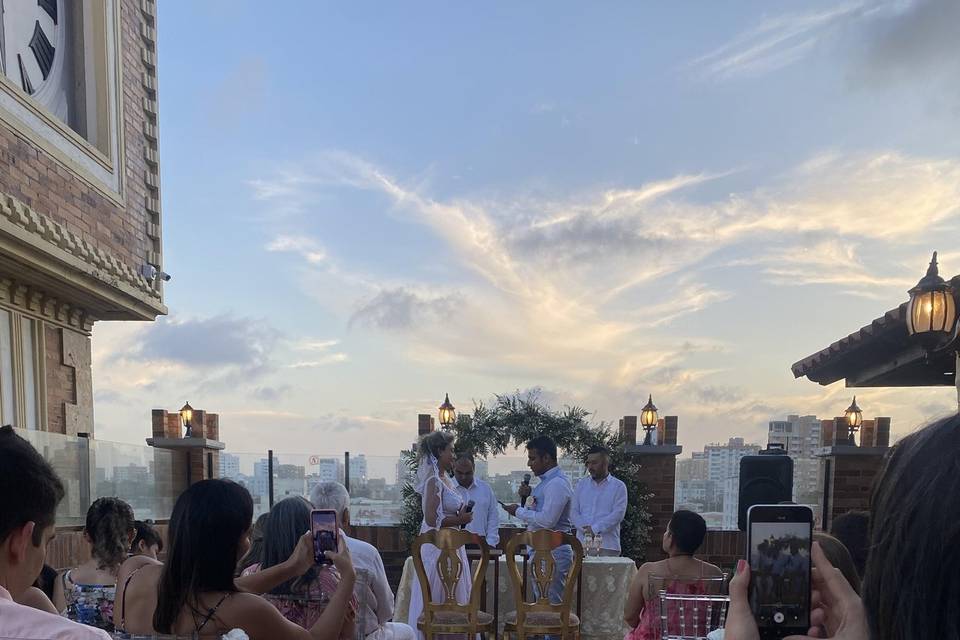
[411,529,489,626]
[657,591,729,640]
[504,529,583,626]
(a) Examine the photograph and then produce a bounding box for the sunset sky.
[92,0,960,468]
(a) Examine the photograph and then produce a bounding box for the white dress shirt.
[455,478,500,547]
[571,473,628,552]
[515,465,574,532]
[345,533,396,635]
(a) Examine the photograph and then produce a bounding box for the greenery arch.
[400,391,654,562]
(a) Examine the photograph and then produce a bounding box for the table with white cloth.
[394,554,637,640]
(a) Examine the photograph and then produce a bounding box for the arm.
[113,555,161,628]
[52,570,66,613]
[424,477,471,528]
[515,482,570,529]
[624,564,648,629]
[591,481,628,534]
[236,531,314,595]
[569,481,585,529]
[485,486,500,547]
[371,554,395,625]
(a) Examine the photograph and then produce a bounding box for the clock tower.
[0,0,165,435]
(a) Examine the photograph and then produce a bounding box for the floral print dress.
[62,570,117,633]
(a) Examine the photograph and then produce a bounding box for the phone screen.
[310,509,338,565]
[747,505,812,638]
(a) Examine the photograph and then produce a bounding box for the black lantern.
[640,394,659,446]
[844,396,862,446]
[438,393,456,429]
[180,402,194,438]
[907,252,957,349]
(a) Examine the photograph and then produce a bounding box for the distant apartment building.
[706,438,762,483]
[349,454,368,486]
[220,453,241,479]
[768,414,824,506]
[317,458,342,483]
[676,452,708,482]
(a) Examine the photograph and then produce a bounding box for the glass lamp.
[640,394,659,445]
[844,396,862,446]
[907,252,957,349]
[180,402,194,438]
[438,393,456,429]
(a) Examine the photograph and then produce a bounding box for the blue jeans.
[528,544,574,605]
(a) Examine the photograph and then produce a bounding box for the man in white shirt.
[503,436,574,604]
[0,425,112,640]
[310,482,415,640]
[453,454,500,549]
[571,445,628,556]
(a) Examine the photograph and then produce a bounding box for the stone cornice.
[138,0,163,270]
[0,277,96,334]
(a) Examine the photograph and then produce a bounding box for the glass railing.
[21,430,90,527]
[91,439,183,522]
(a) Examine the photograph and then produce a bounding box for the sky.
[91,0,960,467]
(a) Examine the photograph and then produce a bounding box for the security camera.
[140,263,172,282]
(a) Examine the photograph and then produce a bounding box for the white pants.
[367,622,417,640]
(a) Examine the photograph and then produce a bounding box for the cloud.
[132,316,279,370]
[689,1,903,81]
[266,235,328,265]
[349,288,462,331]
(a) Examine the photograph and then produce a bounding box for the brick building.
[0,0,165,434]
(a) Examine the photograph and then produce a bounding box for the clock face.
[0,0,68,119]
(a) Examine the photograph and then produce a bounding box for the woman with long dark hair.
[237,512,270,574]
[114,479,355,639]
[241,497,356,637]
[54,497,135,632]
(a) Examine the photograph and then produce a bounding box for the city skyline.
[89,1,960,459]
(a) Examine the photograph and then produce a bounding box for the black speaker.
[737,451,793,531]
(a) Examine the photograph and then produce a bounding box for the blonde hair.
[418,430,454,462]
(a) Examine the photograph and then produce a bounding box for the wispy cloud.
[689,0,897,81]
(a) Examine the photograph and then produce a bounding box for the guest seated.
[829,510,869,580]
[624,510,723,640]
[53,496,135,632]
[0,425,111,639]
[310,481,416,640]
[238,512,270,575]
[813,532,860,594]
[242,496,357,638]
[114,478,355,639]
[724,413,960,640]
[130,519,164,559]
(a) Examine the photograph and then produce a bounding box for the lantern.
[438,393,456,429]
[907,252,957,348]
[180,402,194,438]
[640,394,659,445]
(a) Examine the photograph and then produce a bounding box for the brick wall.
[823,453,885,530]
[44,325,75,434]
[634,452,679,562]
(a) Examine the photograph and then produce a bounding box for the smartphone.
[310,509,338,565]
[746,504,813,639]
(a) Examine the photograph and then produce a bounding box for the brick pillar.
[148,407,225,488]
[620,416,637,446]
[418,414,434,436]
[626,443,683,561]
[817,427,890,531]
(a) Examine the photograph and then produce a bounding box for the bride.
[407,430,474,640]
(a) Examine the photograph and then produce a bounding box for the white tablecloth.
[394,555,636,640]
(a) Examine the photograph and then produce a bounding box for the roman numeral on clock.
[29,20,55,80]
[17,54,34,94]
[39,0,58,24]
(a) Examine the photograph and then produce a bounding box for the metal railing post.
[77,432,91,516]
[344,451,351,492]
[268,450,275,509]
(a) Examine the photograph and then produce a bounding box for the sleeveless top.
[626,558,708,640]
[62,569,117,632]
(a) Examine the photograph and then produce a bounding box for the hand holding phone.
[746,504,813,639]
[311,509,339,565]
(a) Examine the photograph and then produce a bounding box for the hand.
[785,542,869,640]
[503,503,520,517]
[325,534,355,583]
[518,484,532,499]
[288,530,314,575]
[457,504,474,526]
[724,559,759,640]
[583,525,594,536]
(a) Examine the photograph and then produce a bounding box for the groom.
[503,435,574,605]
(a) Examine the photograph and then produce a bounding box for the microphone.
[520,473,531,507]
[460,500,475,529]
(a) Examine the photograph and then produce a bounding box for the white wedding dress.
[407,458,471,640]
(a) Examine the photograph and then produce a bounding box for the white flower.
[222,629,250,640]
